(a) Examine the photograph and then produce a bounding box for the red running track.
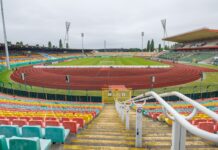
[10,62,217,90]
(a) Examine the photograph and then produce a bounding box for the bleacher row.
[132,98,218,133]
[158,51,216,63]
[0,97,104,150]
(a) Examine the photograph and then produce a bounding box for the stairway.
[63,104,218,150]
[64,105,144,150]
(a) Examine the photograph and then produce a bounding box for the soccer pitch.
[54,57,164,66]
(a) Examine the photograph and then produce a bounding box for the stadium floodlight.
[0,0,10,69]
[161,19,167,50]
[104,40,106,52]
[64,22,71,48]
[141,32,144,52]
[81,33,84,55]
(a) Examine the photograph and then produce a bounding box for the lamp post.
[0,0,10,69]
[206,85,211,98]
[141,32,144,52]
[21,73,27,90]
[66,75,70,101]
[192,86,197,99]
[199,72,204,99]
[150,75,155,91]
[81,33,84,55]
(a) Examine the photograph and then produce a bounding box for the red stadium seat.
[0,119,11,125]
[45,117,57,121]
[62,121,80,134]
[61,118,71,123]
[45,120,61,127]
[7,117,18,121]
[32,117,44,121]
[192,119,207,125]
[12,119,28,127]
[20,117,31,121]
[72,118,85,128]
[198,122,215,133]
[29,120,45,128]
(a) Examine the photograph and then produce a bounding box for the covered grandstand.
[163,28,218,51]
[159,28,218,63]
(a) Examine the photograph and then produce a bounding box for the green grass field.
[54,57,164,66]
[0,57,218,97]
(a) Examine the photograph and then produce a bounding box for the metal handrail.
[121,91,218,143]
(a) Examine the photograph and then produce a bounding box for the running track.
[10,62,217,90]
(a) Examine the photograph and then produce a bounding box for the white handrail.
[124,91,218,143]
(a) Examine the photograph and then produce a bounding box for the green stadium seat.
[0,135,8,150]
[0,125,21,137]
[9,136,51,150]
[45,126,70,143]
[22,125,45,138]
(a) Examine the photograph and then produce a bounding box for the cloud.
[0,0,217,49]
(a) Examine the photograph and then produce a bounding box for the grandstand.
[159,28,218,64]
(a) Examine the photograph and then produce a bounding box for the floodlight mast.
[0,0,10,69]
[104,40,106,52]
[161,19,167,51]
[81,33,84,55]
[141,32,144,52]
[64,21,71,48]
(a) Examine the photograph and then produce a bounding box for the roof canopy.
[163,28,218,43]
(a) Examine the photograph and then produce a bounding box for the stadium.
[1,1,218,150]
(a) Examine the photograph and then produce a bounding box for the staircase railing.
[115,91,218,150]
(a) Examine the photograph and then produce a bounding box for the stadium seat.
[9,137,51,150]
[62,121,80,134]
[198,122,215,133]
[72,118,85,128]
[192,119,207,125]
[45,126,70,143]
[12,119,28,127]
[32,117,44,121]
[45,117,57,121]
[0,135,8,150]
[61,118,71,123]
[20,117,31,121]
[29,120,45,128]
[6,117,17,121]
[0,119,11,125]
[22,125,45,138]
[45,120,61,127]
[0,125,21,137]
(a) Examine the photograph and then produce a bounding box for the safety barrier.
[115,91,218,149]
[33,65,171,69]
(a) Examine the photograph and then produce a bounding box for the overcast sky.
[0,0,218,49]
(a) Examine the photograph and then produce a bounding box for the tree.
[158,44,162,52]
[16,42,20,45]
[20,41,23,46]
[66,43,69,49]
[150,39,154,52]
[147,40,150,52]
[48,41,52,48]
[59,39,63,48]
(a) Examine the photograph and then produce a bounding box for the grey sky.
[1,0,218,49]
